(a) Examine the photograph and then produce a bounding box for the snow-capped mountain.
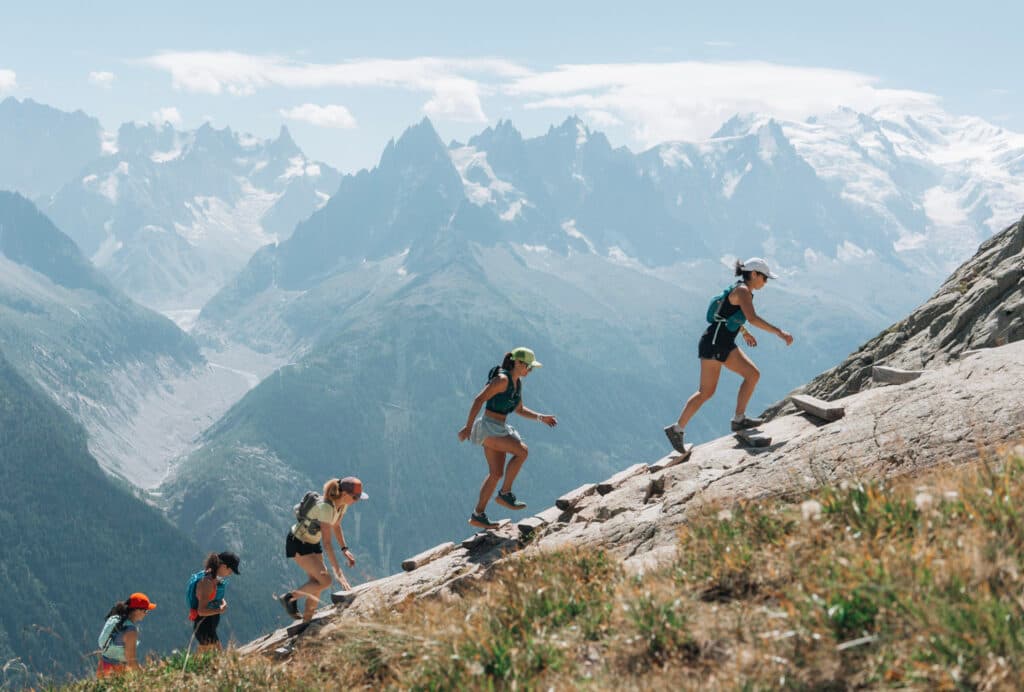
[43,120,341,312]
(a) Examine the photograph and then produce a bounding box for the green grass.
[59,445,1024,690]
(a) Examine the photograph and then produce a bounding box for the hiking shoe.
[495,490,527,510]
[663,425,687,453]
[730,416,765,431]
[469,511,500,529]
[277,592,300,620]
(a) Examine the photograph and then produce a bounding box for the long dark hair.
[105,600,130,620]
[488,352,518,382]
[734,260,753,283]
[203,552,222,577]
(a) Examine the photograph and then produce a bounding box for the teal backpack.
[706,282,747,332]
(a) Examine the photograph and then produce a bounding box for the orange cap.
[128,592,157,610]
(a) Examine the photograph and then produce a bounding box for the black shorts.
[698,326,738,362]
[193,613,220,645]
[286,531,323,558]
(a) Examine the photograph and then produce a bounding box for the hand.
[457,425,471,442]
[742,330,757,347]
[333,566,351,590]
[219,599,228,613]
[343,548,356,567]
[778,329,794,346]
[539,414,558,427]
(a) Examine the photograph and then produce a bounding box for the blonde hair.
[323,478,343,503]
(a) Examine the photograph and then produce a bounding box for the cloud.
[140,52,529,123]
[584,109,622,128]
[507,61,940,146]
[151,106,183,127]
[704,41,736,48]
[88,71,115,89]
[0,69,16,92]
[280,103,357,129]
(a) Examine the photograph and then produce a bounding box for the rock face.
[239,339,1024,658]
[779,215,1023,404]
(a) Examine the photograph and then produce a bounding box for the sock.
[672,424,684,433]
[733,413,745,423]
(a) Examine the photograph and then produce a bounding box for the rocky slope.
[239,335,1024,658]
[774,214,1023,405]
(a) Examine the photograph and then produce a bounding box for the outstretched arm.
[516,402,557,427]
[733,286,793,345]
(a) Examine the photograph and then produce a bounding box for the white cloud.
[88,71,115,89]
[280,103,357,129]
[507,61,940,147]
[584,109,622,128]
[151,106,183,127]
[0,69,16,92]
[140,52,529,123]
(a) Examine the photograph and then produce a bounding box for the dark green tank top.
[485,368,522,415]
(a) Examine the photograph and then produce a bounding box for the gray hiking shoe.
[495,490,527,510]
[730,416,765,431]
[663,425,687,453]
[469,511,500,529]
[277,592,300,620]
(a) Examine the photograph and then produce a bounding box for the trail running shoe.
[495,490,527,510]
[730,416,765,431]
[663,425,687,453]
[277,592,300,620]
[469,511,500,529]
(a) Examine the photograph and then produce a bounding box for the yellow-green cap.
[510,347,542,369]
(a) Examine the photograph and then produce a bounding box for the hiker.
[187,551,240,654]
[664,258,793,452]
[278,477,368,623]
[458,346,558,529]
[96,592,156,677]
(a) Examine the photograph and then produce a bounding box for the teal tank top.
[485,368,521,415]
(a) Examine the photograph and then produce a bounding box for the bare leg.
[475,446,507,513]
[292,553,332,623]
[723,347,760,417]
[483,435,529,494]
[676,358,724,429]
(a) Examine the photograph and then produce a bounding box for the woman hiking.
[187,551,240,654]
[664,258,793,452]
[458,347,558,529]
[278,477,368,624]
[96,592,156,677]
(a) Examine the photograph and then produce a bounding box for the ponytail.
[203,552,222,576]
[323,478,343,503]
[105,601,130,620]
[734,260,753,283]
[489,352,517,382]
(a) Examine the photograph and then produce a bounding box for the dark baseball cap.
[218,551,241,575]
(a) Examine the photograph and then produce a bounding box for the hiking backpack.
[706,282,747,332]
[293,490,324,535]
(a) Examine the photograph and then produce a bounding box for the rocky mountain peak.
[268,124,301,159]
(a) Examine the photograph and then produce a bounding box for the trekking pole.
[181,620,200,675]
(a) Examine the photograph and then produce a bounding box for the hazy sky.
[2,1,1019,171]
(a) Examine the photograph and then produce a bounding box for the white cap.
[741,257,778,279]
